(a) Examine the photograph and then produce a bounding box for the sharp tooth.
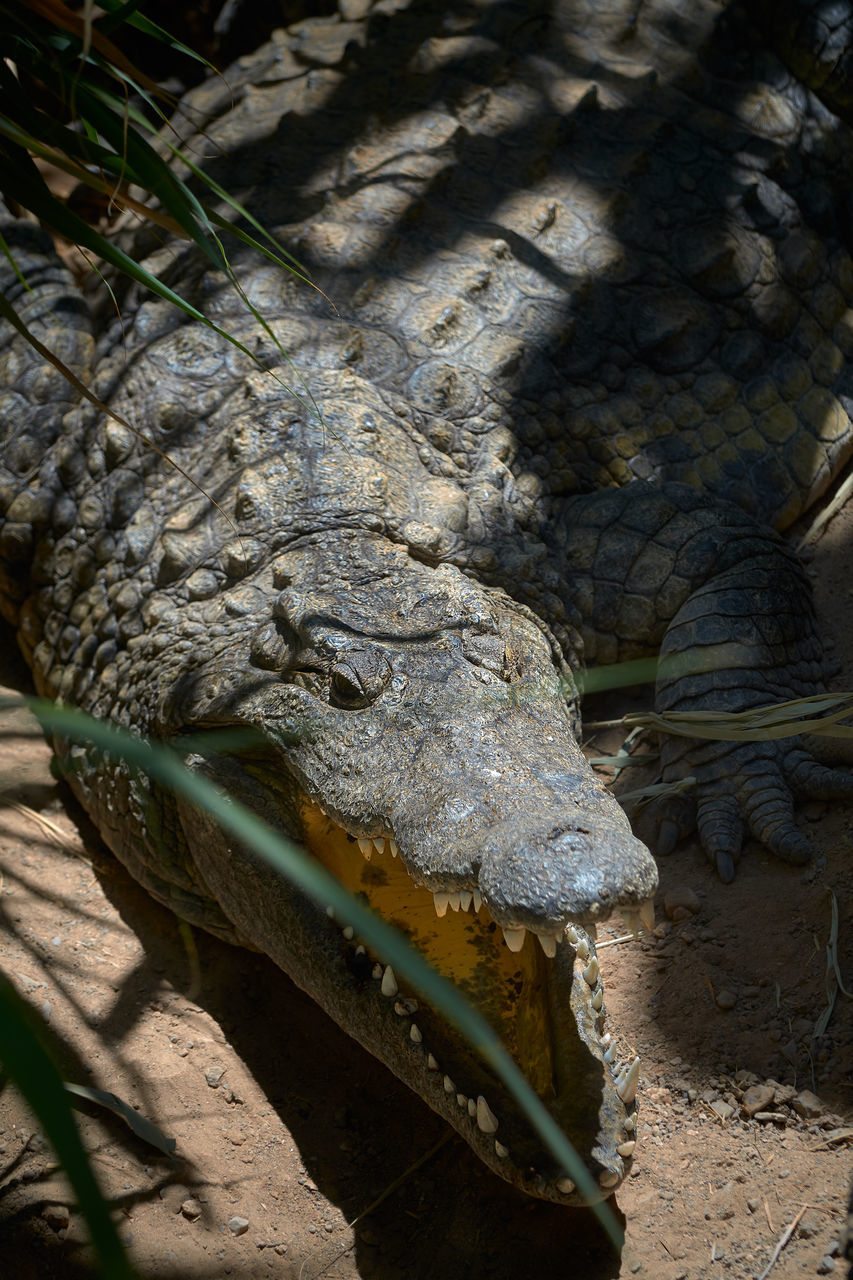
[443,1076,455,1094]
[601,1032,611,1048]
[639,897,655,931]
[592,989,603,1011]
[467,1098,477,1118]
[538,933,557,958]
[372,837,385,854]
[624,1114,636,1131]
[604,1044,617,1065]
[355,944,366,956]
[459,890,473,912]
[583,958,599,986]
[358,838,372,859]
[410,1023,422,1044]
[495,1141,509,1159]
[617,1140,636,1157]
[372,963,383,980]
[342,926,354,940]
[565,923,579,945]
[502,926,526,952]
[394,1001,407,1016]
[472,890,482,913]
[476,1096,499,1134]
[389,838,399,858]
[576,936,590,960]
[380,965,398,998]
[427,1054,439,1070]
[556,1177,575,1195]
[447,892,461,912]
[615,1056,640,1105]
[433,892,450,917]
[457,1094,467,1108]
[326,906,335,919]
[599,1169,620,1189]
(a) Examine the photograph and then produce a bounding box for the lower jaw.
[300,802,640,1202]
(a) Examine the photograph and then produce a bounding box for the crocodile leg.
[547,482,853,879]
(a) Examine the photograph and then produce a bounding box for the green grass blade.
[0,151,314,405]
[0,972,136,1279]
[11,698,623,1247]
[95,0,217,68]
[579,658,659,695]
[70,86,223,262]
[167,144,316,282]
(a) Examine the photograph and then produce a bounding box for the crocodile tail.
[0,212,93,625]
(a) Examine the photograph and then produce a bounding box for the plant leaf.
[0,972,136,1278]
[9,696,624,1246]
[64,1083,177,1156]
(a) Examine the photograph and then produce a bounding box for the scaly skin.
[2,0,853,1200]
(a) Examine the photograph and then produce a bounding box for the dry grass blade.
[756,1206,807,1280]
[587,692,853,741]
[797,470,853,548]
[27,0,169,98]
[813,891,852,1038]
[300,1133,452,1279]
[616,776,696,807]
[0,798,83,856]
[588,726,657,779]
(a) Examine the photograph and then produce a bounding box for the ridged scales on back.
[1,0,852,1202]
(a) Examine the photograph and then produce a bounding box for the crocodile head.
[168,531,657,1203]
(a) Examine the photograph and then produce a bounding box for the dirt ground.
[1,504,852,1280]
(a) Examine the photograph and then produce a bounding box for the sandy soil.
[1,506,852,1280]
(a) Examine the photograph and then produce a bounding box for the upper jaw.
[301,804,643,1202]
[331,807,658,937]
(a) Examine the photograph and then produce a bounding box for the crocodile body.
[2,0,853,1202]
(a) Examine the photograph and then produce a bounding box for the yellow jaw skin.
[300,801,552,1096]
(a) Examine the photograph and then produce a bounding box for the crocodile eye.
[329,648,392,708]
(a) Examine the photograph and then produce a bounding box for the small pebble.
[181,1199,202,1221]
[663,887,701,919]
[42,1203,70,1231]
[816,1256,835,1275]
[715,989,737,1011]
[228,1216,249,1236]
[159,1184,192,1214]
[741,1084,774,1117]
[792,1089,824,1120]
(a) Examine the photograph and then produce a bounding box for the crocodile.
[2,0,853,1204]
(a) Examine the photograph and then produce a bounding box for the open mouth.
[300,800,645,1201]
